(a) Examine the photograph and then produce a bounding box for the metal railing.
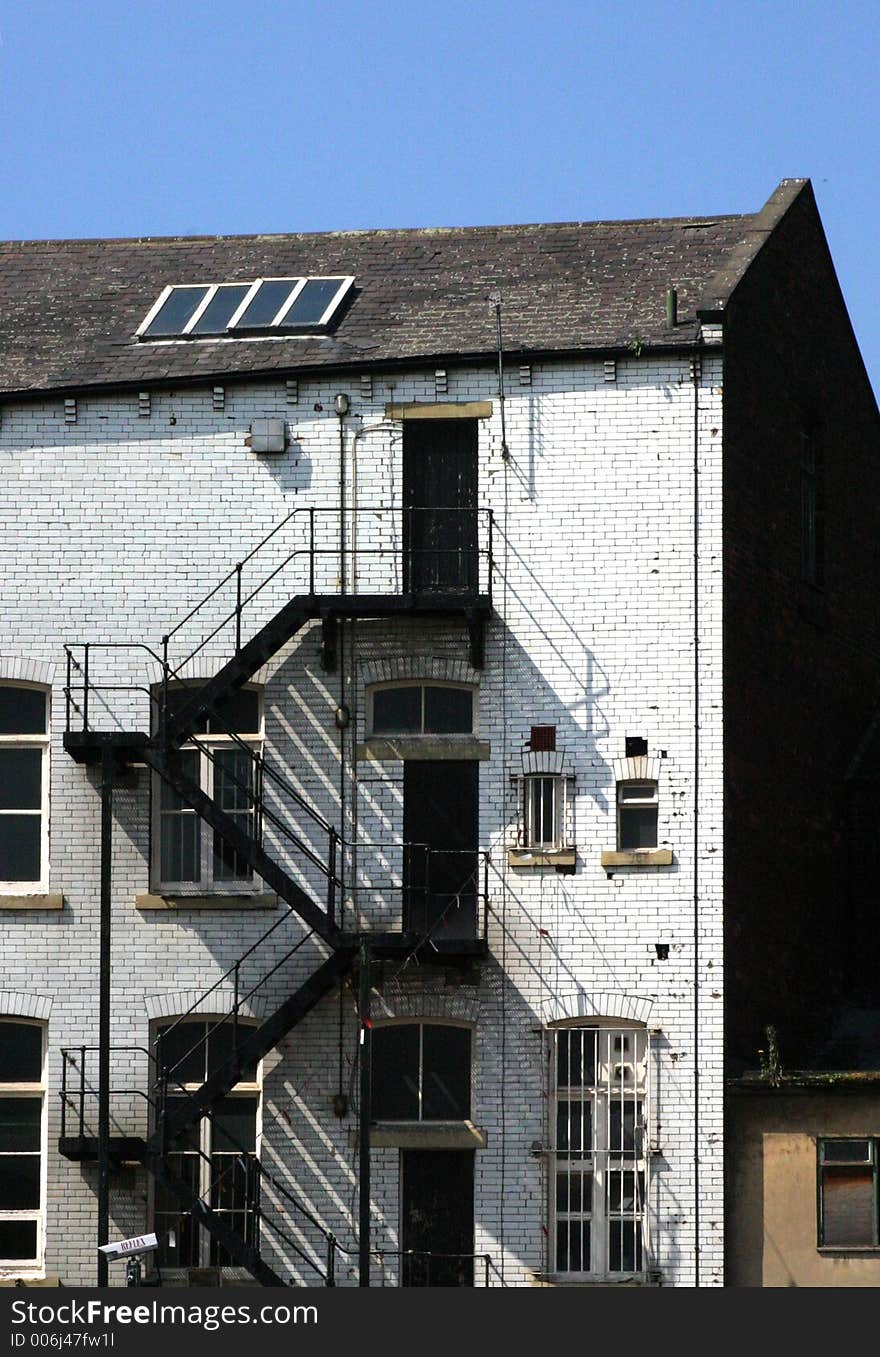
[59,1046,341,1284]
[158,504,493,677]
[373,1250,500,1287]
[149,844,489,1097]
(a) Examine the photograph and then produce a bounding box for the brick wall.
[722,184,880,1069]
[0,353,724,1285]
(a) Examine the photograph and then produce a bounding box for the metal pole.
[97,745,113,1285]
[83,644,90,731]
[358,939,372,1286]
[235,563,243,654]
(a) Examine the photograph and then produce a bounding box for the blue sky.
[1,0,878,394]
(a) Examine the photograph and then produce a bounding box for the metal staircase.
[60,503,493,1284]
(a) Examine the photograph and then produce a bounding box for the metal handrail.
[373,1250,498,1287]
[163,503,493,667]
[59,1047,337,1283]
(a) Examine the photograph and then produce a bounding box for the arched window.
[368,682,475,738]
[372,1022,472,1121]
[0,1018,46,1275]
[0,684,50,891]
[549,1023,649,1279]
[151,1016,261,1270]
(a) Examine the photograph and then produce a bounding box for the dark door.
[402,420,478,592]
[401,1151,474,1287]
[403,761,478,940]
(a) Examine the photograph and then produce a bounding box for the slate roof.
[0,180,808,398]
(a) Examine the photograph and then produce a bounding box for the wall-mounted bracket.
[320,613,338,672]
[467,609,486,670]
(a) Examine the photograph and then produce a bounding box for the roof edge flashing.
[696,177,812,317]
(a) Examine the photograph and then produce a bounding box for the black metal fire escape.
[59,505,493,1285]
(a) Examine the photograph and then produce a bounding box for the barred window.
[550,1025,649,1278]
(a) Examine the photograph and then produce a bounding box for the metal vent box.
[248,418,287,454]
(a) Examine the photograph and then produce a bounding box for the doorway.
[400,1150,475,1286]
[402,419,478,592]
[402,760,478,940]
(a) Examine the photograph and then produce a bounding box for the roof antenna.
[488,290,510,461]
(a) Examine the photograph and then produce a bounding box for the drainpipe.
[96,745,113,1286]
[358,939,372,1286]
[691,349,701,1287]
[335,396,351,926]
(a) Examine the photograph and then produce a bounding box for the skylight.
[137,276,354,339]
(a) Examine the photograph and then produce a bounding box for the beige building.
[727,1075,880,1287]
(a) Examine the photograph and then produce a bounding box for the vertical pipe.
[235,563,243,654]
[309,507,315,595]
[691,353,701,1286]
[65,649,71,733]
[83,644,90,731]
[161,637,169,741]
[358,939,372,1286]
[60,1053,67,1141]
[78,1045,86,1141]
[233,962,240,1057]
[96,745,113,1285]
[491,293,510,462]
[488,508,494,603]
[338,415,346,594]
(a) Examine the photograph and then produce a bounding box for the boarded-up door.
[401,1150,474,1286]
[402,420,478,591]
[403,760,478,940]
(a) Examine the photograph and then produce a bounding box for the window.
[372,1023,471,1121]
[550,1025,648,1278]
[137,277,355,339]
[818,1139,879,1248]
[152,685,262,893]
[369,683,475,737]
[800,425,825,586]
[617,781,658,850]
[0,1019,45,1274]
[153,1018,260,1269]
[0,684,49,891]
[523,775,566,850]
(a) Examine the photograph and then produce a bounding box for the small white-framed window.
[616,781,659,851]
[549,1024,649,1280]
[368,682,476,738]
[152,684,263,893]
[0,683,50,892]
[151,1017,261,1269]
[0,1018,46,1276]
[523,775,568,850]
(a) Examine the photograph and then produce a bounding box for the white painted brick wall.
[0,353,723,1286]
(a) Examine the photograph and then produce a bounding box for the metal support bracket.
[467,610,486,670]
[320,613,338,672]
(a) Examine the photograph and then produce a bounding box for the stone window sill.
[136,893,279,911]
[0,893,64,910]
[817,1246,880,1255]
[348,1120,487,1150]
[357,736,490,762]
[531,1272,659,1287]
[600,849,673,868]
[508,849,576,869]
